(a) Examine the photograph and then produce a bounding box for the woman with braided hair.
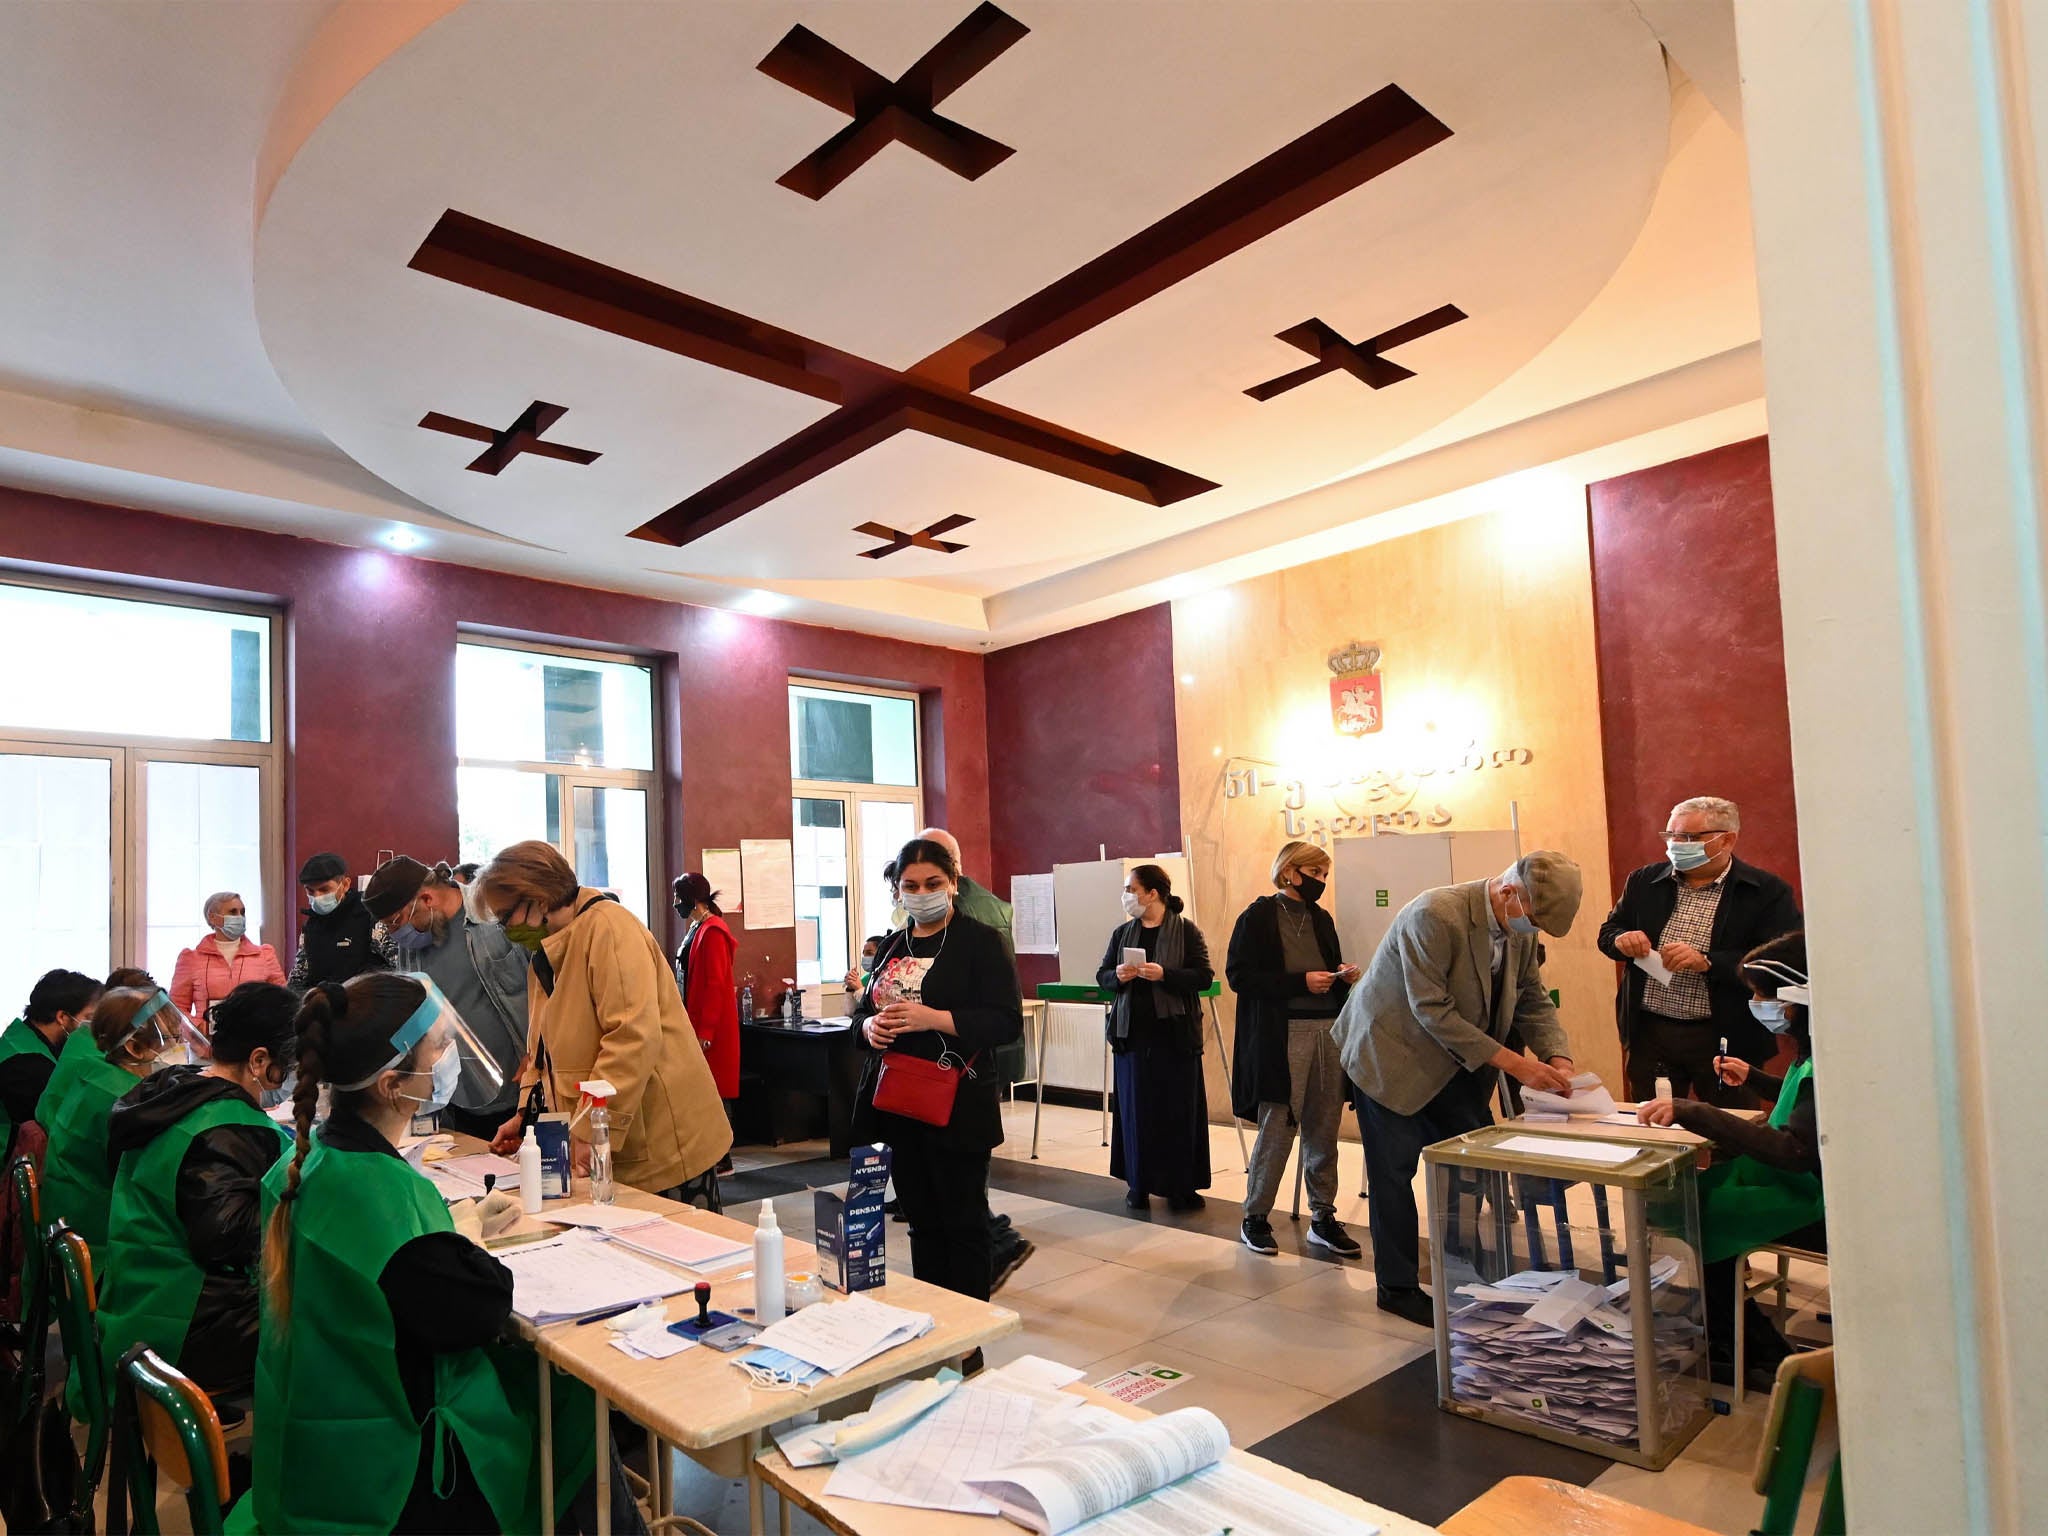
[248,972,617,1535]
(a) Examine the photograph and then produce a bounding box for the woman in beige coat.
[478,841,731,1201]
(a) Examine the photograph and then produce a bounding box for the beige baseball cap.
[1513,851,1584,937]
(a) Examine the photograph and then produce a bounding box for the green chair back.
[47,1222,109,1492]
[112,1345,230,1536]
[1755,1363,1845,1536]
[7,1156,49,1422]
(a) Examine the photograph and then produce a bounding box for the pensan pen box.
[816,1142,891,1293]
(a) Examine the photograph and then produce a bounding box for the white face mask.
[902,889,953,924]
[1120,891,1144,919]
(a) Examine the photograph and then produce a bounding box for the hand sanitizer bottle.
[579,1079,617,1205]
[754,1199,786,1323]
[519,1126,543,1216]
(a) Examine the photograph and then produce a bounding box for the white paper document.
[827,1384,1040,1513]
[1492,1134,1646,1166]
[500,1232,694,1323]
[1633,951,1676,987]
[751,1294,934,1376]
[541,1203,667,1233]
[603,1219,751,1271]
[1012,873,1058,955]
[609,1321,696,1360]
[1520,1073,1618,1119]
[1079,1461,1378,1536]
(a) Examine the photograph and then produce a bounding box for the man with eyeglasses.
[1598,796,1802,1105]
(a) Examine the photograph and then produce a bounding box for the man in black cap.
[286,851,391,994]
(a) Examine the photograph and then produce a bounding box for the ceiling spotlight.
[732,589,792,617]
[382,526,424,551]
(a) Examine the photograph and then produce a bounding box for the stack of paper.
[751,1294,933,1375]
[1521,1073,1619,1118]
[604,1220,751,1272]
[540,1203,667,1232]
[1447,1264,1703,1445]
[499,1231,694,1324]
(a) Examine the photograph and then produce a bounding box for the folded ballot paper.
[1520,1072,1619,1119]
[748,1293,933,1376]
[1448,1260,1698,1445]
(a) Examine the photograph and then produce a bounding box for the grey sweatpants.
[1243,1018,1346,1219]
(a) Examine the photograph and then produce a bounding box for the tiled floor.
[709,1100,1829,1536]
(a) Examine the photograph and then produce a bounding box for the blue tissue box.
[816,1143,891,1293]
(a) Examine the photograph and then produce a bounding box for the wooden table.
[755,1379,1443,1536]
[1440,1475,1719,1536]
[440,1141,1020,1536]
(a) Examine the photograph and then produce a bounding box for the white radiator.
[1040,1002,1109,1094]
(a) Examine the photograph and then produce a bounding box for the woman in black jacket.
[1226,840,1360,1259]
[852,838,1022,1304]
[1096,865,1214,1213]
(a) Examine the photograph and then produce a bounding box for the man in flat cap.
[287,851,391,994]
[1332,850,1584,1327]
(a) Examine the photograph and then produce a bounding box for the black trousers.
[1628,1012,1743,1106]
[891,1131,994,1302]
[1356,1068,1497,1292]
[1705,1218,1828,1367]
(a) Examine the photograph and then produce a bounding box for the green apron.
[251,1136,593,1535]
[41,1030,140,1255]
[1697,1056,1826,1263]
[98,1095,284,1412]
[0,1015,58,1156]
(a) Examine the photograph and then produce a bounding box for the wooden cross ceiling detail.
[405,85,1454,547]
[759,3,1029,200]
[1244,305,1468,401]
[854,515,974,558]
[417,400,602,474]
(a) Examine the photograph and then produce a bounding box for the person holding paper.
[251,971,621,1533]
[1334,852,1583,1327]
[1228,840,1362,1260]
[1638,930,1823,1388]
[1598,796,1802,1105]
[1096,864,1215,1212]
[851,837,1023,1306]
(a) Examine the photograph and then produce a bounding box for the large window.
[456,640,658,924]
[790,683,922,987]
[0,579,280,1013]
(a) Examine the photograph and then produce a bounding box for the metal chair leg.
[1100,1022,1111,1147]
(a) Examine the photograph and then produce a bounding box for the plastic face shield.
[333,976,506,1096]
[118,990,212,1066]
[1742,958,1812,1007]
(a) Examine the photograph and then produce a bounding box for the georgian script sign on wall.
[1221,740,1536,844]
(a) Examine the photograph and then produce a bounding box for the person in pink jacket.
[169,891,285,1032]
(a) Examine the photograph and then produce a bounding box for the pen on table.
[576,1298,660,1327]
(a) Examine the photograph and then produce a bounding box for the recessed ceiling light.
[381,526,424,551]
[732,589,792,617]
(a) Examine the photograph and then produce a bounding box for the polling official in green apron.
[41,986,202,1259]
[98,982,294,1415]
[0,969,101,1161]
[246,970,616,1535]
[1637,930,1825,1390]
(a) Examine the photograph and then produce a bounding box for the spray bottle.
[577,1079,618,1205]
[754,1198,786,1323]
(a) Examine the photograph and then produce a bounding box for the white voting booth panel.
[1332,830,1522,971]
[1044,855,1192,1095]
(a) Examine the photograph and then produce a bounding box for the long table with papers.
[755,1355,1442,1536]
[431,1136,1019,1536]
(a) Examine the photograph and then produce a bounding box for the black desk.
[738,1017,861,1153]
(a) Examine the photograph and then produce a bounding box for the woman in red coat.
[672,874,740,1115]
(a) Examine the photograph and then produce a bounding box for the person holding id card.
[1096,865,1215,1212]
[850,837,1022,1305]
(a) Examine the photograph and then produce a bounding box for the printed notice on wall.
[701,848,743,912]
[1011,873,1057,955]
[740,838,795,930]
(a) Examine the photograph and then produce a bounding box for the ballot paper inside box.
[1422,1123,1711,1471]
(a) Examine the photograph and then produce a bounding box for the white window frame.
[455,635,663,918]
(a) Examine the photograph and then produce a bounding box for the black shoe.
[1306,1214,1362,1258]
[1377,1287,1435,1327]
[1241,1215,1279,1255]
[1167,1193,1206,1213]
[991,1239,1036,1295]
[960,1348,985,1377]
[1125,1189,1149,1210]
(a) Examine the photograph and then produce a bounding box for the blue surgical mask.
[219,914,247,941]
[401,1046,462,1115]
[1667,839,1713,872]
[309,892,340,916]
[902,890,953,925]
[1749,998,1793,1033]
[388,922,436,953]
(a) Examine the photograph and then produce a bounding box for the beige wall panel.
[1171,493,1617,1128]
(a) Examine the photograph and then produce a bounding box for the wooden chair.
[107,1345,232,1536]
[1752,1345,1845,1536]
[1440,1475,1719,1535]
[1736,1241,1830,1405]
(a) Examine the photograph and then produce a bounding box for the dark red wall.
[1587,436,1801,899]
[0,488,989,983]
[985,605,1182,989]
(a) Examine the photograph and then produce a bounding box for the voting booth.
[1423,1125,1712,1470]
[1051,854,1193,986]
[1331,827,1522,971]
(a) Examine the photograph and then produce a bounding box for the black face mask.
[1293,874,1327,904]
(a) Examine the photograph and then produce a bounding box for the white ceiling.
[0,0,1761,650]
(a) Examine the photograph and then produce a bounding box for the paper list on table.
[968,1407,1229,1535]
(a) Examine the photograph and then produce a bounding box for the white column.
[1736,1,2048,1528]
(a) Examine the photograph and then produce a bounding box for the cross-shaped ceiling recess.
[417,400,601,474]
[854,515,973,558]
[1244,306,1468,401]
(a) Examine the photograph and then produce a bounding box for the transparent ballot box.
[1422,1124,1710,1470]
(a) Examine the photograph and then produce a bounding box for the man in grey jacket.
[1331,850,1584,1327]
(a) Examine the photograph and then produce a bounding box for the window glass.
[572,785,650,927]
[793,797,850,988]
[0,585,270,742]
[789,685,917,786]
[456,644,653,770]
[0,753,112,1014]
[144,760,264,982]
